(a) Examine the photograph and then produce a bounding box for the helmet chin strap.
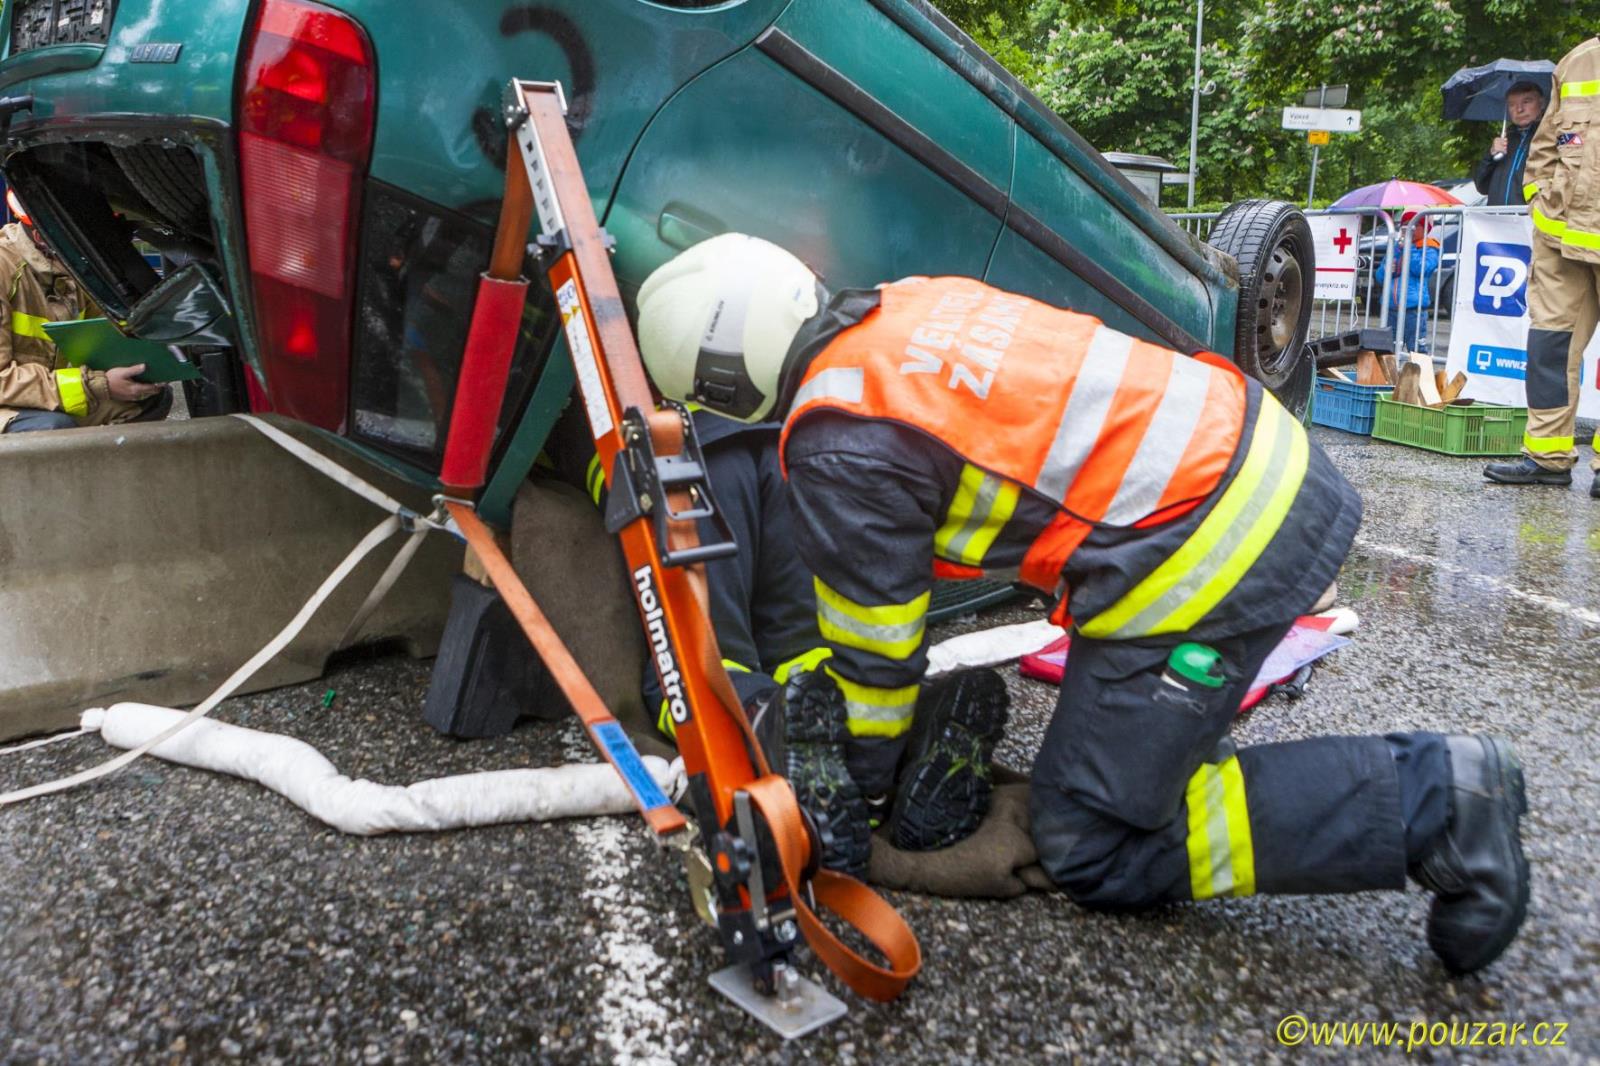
[691,279,766,420]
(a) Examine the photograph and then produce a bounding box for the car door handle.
[657,205,722,251]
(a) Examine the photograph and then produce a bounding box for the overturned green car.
[0,0,1315,524]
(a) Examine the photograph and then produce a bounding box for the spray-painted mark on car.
[472,6,597,169]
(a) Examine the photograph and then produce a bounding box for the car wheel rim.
[1256,239,1304,378]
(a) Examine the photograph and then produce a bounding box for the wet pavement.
[3,427,1598,1064]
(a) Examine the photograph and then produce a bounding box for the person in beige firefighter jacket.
[1484,35,1600,498]
[0,190,167,434]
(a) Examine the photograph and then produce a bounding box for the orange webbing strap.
[446,501,687,837]
[646,409,773,779]
[744,775,921,1002]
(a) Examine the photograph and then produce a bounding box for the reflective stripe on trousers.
[814,578,928,661]
[935,463,1020,567]
[1078,396,1309,639]
[826,665,918,739]
[1185,754,1256,899]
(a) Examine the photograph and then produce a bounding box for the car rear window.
[350,183,559,473]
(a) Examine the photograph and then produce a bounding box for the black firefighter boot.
[781,669,873,879]
[1483,457,1572,486]
[889,668,1011,851]
[1410,735,1530,975]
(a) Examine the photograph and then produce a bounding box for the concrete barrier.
[0,416,462,741]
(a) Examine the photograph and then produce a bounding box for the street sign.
[1302,85,1349,108]
[1281,106,1362,132]
[1308,214,1360,300]
[1307,130,1330,146]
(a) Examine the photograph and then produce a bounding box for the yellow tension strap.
[1524,433,1575,454]
[814,579,929,661]
[53,368,88,417]
[11,310,51,340]
[1185,756,1256,900]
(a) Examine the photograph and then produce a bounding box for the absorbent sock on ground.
[82,703,686,836]
[925,618,1064,676]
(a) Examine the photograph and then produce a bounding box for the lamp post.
[1186,0,1204,209]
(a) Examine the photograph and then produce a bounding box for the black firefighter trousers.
[642,429,821,744]
[1030,620,1450,906]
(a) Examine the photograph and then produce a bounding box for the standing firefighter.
[0,191,165,433]
[636,234,1531,975]
[1486,35,1600,497]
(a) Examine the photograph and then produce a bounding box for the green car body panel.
[0,0,1241,525]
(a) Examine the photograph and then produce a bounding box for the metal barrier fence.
[1169,207,1397,343]
[1391,205,1529,360]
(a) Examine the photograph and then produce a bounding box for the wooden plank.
[1440,371,1468,405]
[1355,351,1387,385]
[1393,360,1423,406]
[1380,353,1399,385]
[1413,354,1442,405]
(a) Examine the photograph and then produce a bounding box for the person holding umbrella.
[1473,81,1548,206]
[1332,180,1460,353]
[1444,59,1556,205]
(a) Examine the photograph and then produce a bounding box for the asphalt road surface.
[3,427,1598,1064]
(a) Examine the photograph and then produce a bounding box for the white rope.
[0,515,401,808]
[231,414,412,517]
[0,728,93,758]
[336,525,433,650]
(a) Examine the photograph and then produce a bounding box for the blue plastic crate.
[1312,379,1391,435]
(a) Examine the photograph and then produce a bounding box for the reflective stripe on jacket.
[0,223,104,430]
[779,276,1247,542]
[1525,37,1600,263]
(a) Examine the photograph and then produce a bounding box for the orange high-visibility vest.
[779,277,1249,595]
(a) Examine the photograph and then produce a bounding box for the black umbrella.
[1441,58,1556,122]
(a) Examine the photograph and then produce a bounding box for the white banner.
[1446,213,1600,420]
[1307,214,1360,300]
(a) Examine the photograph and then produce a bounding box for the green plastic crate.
[1371,396,1527,456]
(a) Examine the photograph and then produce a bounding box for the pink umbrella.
[1330,179,1463,209]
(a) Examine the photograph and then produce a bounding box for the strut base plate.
[709,964,847,1039]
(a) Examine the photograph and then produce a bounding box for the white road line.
[559,729,689,1065]
[1354,536,1600,628]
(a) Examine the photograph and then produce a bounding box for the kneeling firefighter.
[634,233,1530,974]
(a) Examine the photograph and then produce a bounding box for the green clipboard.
[42,317,203,383]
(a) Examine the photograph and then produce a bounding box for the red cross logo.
[1333,228,1353,254]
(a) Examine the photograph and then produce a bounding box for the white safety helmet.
[636,233,823,423]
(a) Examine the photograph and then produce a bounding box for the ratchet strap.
[446,500,686,837]
[745,774,922,1001]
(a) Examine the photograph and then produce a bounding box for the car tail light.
[237,0,375,431]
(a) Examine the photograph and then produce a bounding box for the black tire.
[1208,199,1316,421]
[109,144,210,232]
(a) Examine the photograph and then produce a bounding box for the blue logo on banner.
[1474,242,1531,317]
[1469,345,1527,380]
